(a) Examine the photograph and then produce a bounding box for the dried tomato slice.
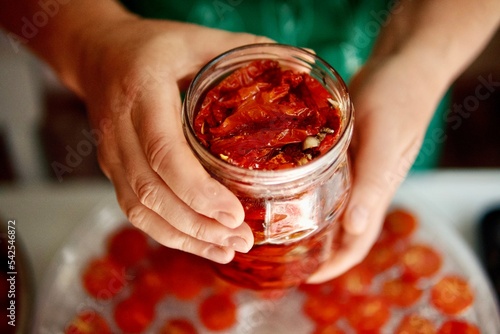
[382,208,418,241]
[345,295,391,331]
[380,277,423,307]
[437,320,480,334]
[431,275,474,315]
[113,295,155,333]
[400,244,442,280]
[395,314,436,334]
[194,60,341,170]
[198,293,237,331]
[81,257,125,300]
[107,226,149,268]
[65,310,111,334]
[159,318,198,334]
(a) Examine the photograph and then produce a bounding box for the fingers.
[130,82,248,229]
[109,161,246,264]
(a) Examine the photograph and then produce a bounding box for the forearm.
[373,0,500,89]
[0,0,135,95]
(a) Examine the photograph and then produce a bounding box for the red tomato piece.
[159,318,198,334]
[382,208,418,241]
[380,278,423,307]
[65,310,111,334]
[81,257,125,300]
[395,314,436,334]
[194,60,341,170]
[157,251,214,300]
[114,295,155,333]
[345,295,391,331]
[329,264,374,296]
[107,226,149,268]
[312,324,345,334]
[431,275,474,315]
[400,244,442,280]
[437,320,480,334]
[132,266,170,304]
[362,241,399,274]
[198,293,237,331]
[303,293,344,325]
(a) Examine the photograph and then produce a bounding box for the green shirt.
[120,0,446,169]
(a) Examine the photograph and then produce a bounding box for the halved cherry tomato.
[81,257,125,300]
[437,320,480,334]
[114,295,155,333]
[312,324,345,334]
[159,318,198,334]
[431,275,474,315]
[329,264,374,296]
[157,251,214,300]
[382,208,418,241]
[381,278,423,307]
[198,293,237,331]
[65,310,111,334]
[132,266,170,304]
[107,226,149,268]
[395,314,436,334]
[400,244,442,280]
[345,295,391,331]
[303,293,344,325]
[362,241,399,274]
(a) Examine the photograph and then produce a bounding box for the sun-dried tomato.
[194,60,341,170]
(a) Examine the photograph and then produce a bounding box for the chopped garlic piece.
[219,154,229,161]
[303,136,321,150]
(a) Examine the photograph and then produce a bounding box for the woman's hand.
[77,18,273,264]
[308,53,448,282]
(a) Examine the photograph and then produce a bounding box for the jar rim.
[182,43,354,184]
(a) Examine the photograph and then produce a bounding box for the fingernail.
[224,236,250,253]
[204,245,231,263]
[214,212,238,227]
[349,206,369,234]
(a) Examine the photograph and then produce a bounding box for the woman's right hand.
[74,16,273,263]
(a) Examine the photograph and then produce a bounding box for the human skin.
[1,0,499,281]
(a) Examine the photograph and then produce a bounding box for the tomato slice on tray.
[400,244,442,280]
[395,314,436,334]
[160,318,198,334]
[380,277,423,307]
[362,241,400,274]
[345,295,391,331]
[437,320,480,334]
[431,275,474,315]
[81,257,126,300]
[303,293,344,325]
[65,310,111,334]
[381,208,418,241]
[329,264,374,296]
[312,324,345,334]
[107,226,149,268]
[113,295,156,333]
[198,292,237,331]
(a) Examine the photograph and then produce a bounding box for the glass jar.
[182,44,353,290]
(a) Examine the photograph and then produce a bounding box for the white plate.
[33,199,500,333]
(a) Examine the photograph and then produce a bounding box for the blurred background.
[0,27,499,184]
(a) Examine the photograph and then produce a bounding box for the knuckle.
[187,221,209,242]
[144,135,174,173]
[134,173,161,210]
[126,204,150,232]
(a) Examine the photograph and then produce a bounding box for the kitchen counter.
[1,169,500,294]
